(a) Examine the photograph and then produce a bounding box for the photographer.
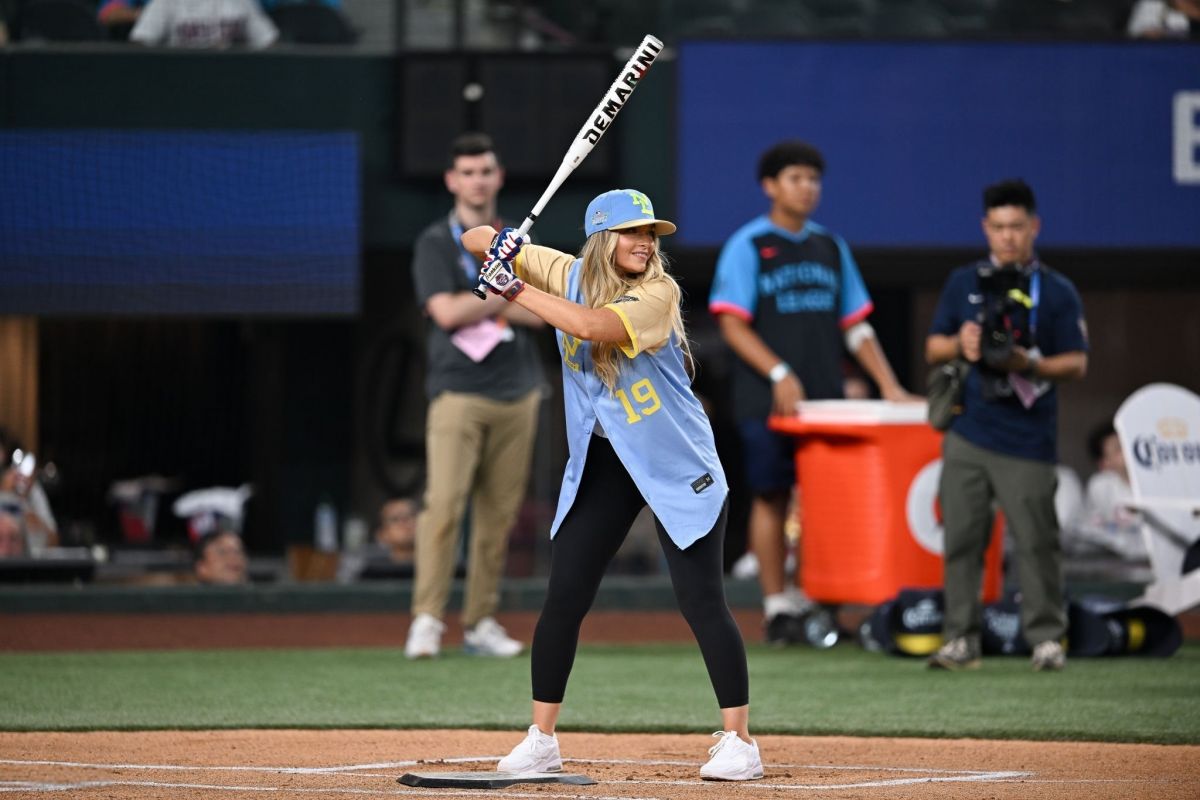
[924,180,1088,672]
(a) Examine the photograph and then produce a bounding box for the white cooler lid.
[795,399,930,425]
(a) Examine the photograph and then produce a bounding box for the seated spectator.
[174,483,253,584]
[97,0,149,37]
[340,497,419,581]
[1127,0,1200,38]
[843,366,872,400]
[130,0,278,49]
[1064,423,1148,562]
[0,494,27,559]
[375,496,417,565]
[260,0,341,8]
[0,428,59,552]
[194,529,249,585]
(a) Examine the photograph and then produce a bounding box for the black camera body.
[975,263,1032,399]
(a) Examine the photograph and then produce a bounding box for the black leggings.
[530,435,749,709]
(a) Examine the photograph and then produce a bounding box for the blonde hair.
[577,229,691,391]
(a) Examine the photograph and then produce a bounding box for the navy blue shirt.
[929,260,1088,463]
[710,217,873,421]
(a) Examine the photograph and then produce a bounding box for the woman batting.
[461,189,763,781]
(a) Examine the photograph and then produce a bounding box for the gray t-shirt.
[411,214,543,401]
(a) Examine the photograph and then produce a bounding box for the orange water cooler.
[769,400,1005,606]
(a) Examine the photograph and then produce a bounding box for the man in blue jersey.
[709,140,914,645]
[925,179,1088,672]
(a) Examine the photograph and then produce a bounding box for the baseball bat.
[473,34,665,298]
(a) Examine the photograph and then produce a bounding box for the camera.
[975,263,1033,400]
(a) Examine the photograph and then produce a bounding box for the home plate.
[398,771,597,788]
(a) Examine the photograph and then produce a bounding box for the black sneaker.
[926,636,982,670]
[764,613,805,646]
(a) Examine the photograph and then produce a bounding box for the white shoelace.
[708,731,735,757]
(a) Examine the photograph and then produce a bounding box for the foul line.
[0,781,648,800]
[0,754,1043,795]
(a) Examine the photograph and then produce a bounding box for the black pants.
[531,436,749,709]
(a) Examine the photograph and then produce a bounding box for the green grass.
[2,643,1198,744]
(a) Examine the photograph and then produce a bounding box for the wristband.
[768,362,792,384]
[1022,350,1042,378]
[500,278,525,302]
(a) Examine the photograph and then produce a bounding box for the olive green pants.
[939,431,1066,647]
[412,389,540,628]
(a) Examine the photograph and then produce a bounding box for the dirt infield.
[4,611,1199,798]
[2,729,1198,799]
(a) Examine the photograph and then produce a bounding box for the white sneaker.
[700,731,764,781]
[497,724,562,773]
[404,613,445,660]
[463,616,523,657]
[1031,640,1066,672]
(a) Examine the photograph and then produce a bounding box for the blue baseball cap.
[584,189,677,237]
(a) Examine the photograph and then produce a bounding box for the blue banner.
[677,42,1200,249]
[0,131,360,314]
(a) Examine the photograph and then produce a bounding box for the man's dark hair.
[448,132,498,168]
[983,179,1037,214]
[1086,422,1117,464]
[757,140,825,181]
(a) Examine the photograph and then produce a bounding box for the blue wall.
[0,131,359,315]
[677,42,1200,249]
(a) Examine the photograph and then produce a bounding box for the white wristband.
[768,362,792,384]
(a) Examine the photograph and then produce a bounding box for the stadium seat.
[736,0,820,36]
[933,0,1001,34]
[991,0,1124,36]
[805,0,879,37]
[873,0,950,36]
[269,3,358,45]
[19,0,105,42]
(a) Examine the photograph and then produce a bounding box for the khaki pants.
[412,389,540,628]
[939,431,1066,647]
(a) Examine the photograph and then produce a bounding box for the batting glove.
[480,258,526,301]
[488,227,526,263]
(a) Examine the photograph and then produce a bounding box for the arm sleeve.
[708,235,757,322]
[605,278,675,358]
[29,483,57,536]
[1046,276,1089,355]
[242,0,279,48]
[513,245,575,297]
[129,0,167,43]
[837,236,874,328]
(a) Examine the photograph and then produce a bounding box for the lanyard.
[1028,269,1040,335]
[448,214,478,280]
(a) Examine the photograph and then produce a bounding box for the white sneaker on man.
[497,724,562,773]
[463,617,523,657]
[1031,640,1066,671]
[700,730,764,781]
[404,613,445,660]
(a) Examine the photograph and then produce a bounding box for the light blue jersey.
[516,245,728,549]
